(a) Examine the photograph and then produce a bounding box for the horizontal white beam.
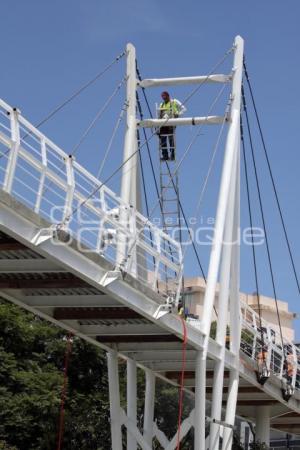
[138,115,225,128]
[138,74,231,88]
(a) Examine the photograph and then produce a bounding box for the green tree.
[0,299,195,449]
[0,300,111,450]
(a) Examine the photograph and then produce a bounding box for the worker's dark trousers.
[159,127,175,159]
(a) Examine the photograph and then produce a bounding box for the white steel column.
[221,370,239,450]
[127,359,137,450]
[222,139,241,450]
[143,370,156,446]
[200,35,244,341]
[107,352,122,450]
[255,406,270,445]
[209,148,238,450]
[194,350,206,449]
[117,43,137,266]
[196,35,243,450]
[120,42,137,207]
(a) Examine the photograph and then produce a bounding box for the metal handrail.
[240,301,300,391]
[0,98,183,300]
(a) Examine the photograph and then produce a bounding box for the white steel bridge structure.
[0,35,299,449]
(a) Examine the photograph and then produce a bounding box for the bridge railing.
[240,301,300,391]
[0,98,183,301]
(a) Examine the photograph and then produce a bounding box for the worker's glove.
[163,113,169,120]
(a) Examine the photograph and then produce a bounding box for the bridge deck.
[0,95,299,436]
[0,190,299,435]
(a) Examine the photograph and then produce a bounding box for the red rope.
[57,333,73,450]
[176,317,187,450]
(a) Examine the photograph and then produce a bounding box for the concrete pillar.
[143,370,155,446]
[255,405,270,446]
[107,352,122,450]
[127,359,137,450]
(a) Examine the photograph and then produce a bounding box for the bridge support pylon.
[255,405,270,446]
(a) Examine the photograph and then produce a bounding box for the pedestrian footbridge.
[0,37,299,450]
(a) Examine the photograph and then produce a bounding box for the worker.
[257,345,268,370]
[282,352,295,400]
[256,344,270,384]
[158,91,186,161]
[285,353,295,385]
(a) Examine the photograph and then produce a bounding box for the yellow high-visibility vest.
[159,100,179,117]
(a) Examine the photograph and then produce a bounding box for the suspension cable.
[136,127,160,290]
[136,90,178,272]
[58,54,231,245]
[240,116,265,350]
[41,78,125,198]
[182,98,230,267]
[123,83,229,275]
[182,47,234,107]
[164,161,206,281]
[242,86,286,358]
[136,63,185,294]
[54,46,232,231]
[135,90,166,223]
[35,52,126,130]
[96,100,128,180]
[136,63,229,312]
[71,78,126,156]
[243,60,300,297]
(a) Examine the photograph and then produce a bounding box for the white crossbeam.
[138,115,225,128]
[165,410,194,450]
[138,74,231,88]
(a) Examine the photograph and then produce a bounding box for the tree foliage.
[0,300,195,449]
[0,300,110,450]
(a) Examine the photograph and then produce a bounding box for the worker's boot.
[170,149,175,161]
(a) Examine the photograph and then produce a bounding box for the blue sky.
[1,1,300,337]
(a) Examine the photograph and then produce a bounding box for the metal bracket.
[99,270,122,287]
[206,415,235,430]
[153,296,175,320]
[31,226,57,246]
